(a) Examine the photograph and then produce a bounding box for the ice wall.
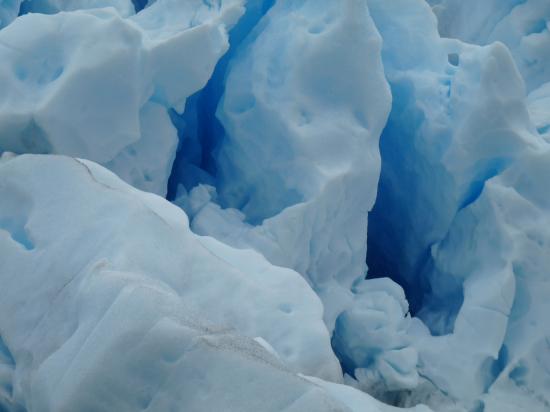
[365,0,550,409]
[174,0,391,333]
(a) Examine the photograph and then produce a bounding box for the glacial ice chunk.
[305,376,434,412]
[179,0,392,331]
[0,154,345,410]
[431,0,550,93]
[1,1,548,411]
[426,147,550,411]
[0,0,244,195]
[332,278,419,396]
[429,0,550,146]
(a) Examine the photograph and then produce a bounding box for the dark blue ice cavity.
[131,0,149,12]
[167,0,276,201]
[366,78,463,334]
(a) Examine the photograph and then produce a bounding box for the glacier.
[0,153,429,412]
[0,0,244,195]
[0,0,549,411]
[174,0,392,332]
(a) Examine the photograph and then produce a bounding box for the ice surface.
[175,0,391,333]
[431,0,550,93]
[365,0,550,408]
[305,376,433,412]
[332,278,419,396]
[1,0,550,410]
[0,154,438,412]
[0,0,21,28]
[429,0,550,157]
[20,0,135,16]
[368,0,534,324]
[0,0,243,196]
[1,0,136,29]
[424,147,550,410]
[528,82,550,141]
[0,154,343,410]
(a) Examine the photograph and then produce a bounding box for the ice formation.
[0,153,428,412]
[174,0,392,333]
[0,0,549,411]
[0,0,243,195]
[431,0,550,145]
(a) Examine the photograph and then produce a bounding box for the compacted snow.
[0,1,549,411]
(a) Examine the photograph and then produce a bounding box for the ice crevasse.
[0,0,549,411]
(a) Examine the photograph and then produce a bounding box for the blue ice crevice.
[170,0,393,342]
[167,0,276,204]
[363,0,544,404]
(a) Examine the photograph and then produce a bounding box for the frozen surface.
[0,154,344,410]
[0,0,244,195]
[431,0,550,93]
[175,0,391,333]
[424,147,550,412]
[429,0,550,158]
[20,0,135,16]
[305,376,433,412]
[366,0,550,409]
[1,0,550,411]
[0,0,21,28]
[332,278,419,397]
[1,0,136,29]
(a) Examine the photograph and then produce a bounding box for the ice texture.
[366,0,550,409]
[332,278,419,396]
[0,0,21,28]
[429,0,550,165]
[0,154,341,410]
[0,154,438,412]
[431,0,550,92]
[176,0,391,333]
[20,0,135,16]
[1,0,550,411]
[0,0,244,195]
[424,147,550,412]
[1,0,136,29]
